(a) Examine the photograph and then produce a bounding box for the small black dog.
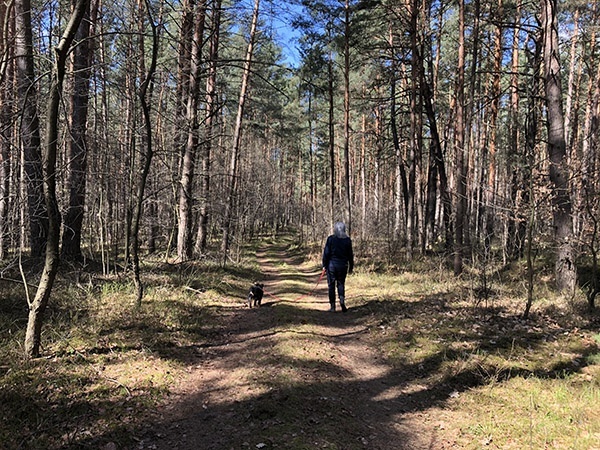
[247,282,264,308]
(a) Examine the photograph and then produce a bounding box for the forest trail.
[142,240,453,450]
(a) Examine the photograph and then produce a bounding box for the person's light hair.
[334,221,348,238]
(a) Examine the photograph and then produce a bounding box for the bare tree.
[25,0,89,358]
[221,0,260,262]
[62,0,97,260]
[453,0,467,275]
[131,0,159,306]
[196,0,221,255]
[15,0,46,257]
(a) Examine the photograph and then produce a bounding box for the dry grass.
[1,240,599,449]
[346,265,600,449]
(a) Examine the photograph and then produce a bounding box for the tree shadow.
[118,298,596,449]
[68,289,592,449]
[4,240,598,449]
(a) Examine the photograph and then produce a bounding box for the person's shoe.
[341,304,348,312]
[340,297,347,312]
[328,307,336,312]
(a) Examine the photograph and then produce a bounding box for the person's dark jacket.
[322,235,354,273]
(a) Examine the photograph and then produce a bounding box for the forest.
[1,0,600,448]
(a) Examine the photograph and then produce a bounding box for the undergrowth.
[0,237,599,449]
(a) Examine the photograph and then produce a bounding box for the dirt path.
[141,242,451,450]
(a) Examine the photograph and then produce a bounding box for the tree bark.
[0,0,11,260]
[196,0,221,255]
[541,0,576,294]
[15,0,46,257]
[25,0,88,358]
[62,0,96,260]
[453,0,467,275]
[221,0,259,262]
[131,0,159,306]
[342,0,351,231]
[177,0,206,261]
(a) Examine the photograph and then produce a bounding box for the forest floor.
[2,236,600,449]
[140,240,453,450]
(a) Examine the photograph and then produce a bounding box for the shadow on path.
[124,240,452,450]
[98,239,595,450]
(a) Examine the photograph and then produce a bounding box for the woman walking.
[322,222,354,312]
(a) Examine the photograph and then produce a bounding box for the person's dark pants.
[327,263,348,309]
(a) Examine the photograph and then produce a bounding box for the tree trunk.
[407,0,421,255]
[453,0,467,276]
[422,6,446,252]
[360,112,367,239]
[221,0,259,262]
[580,24,598,233]
[327,43,335,227]
[563,9,579,151]
[422,69,451,252]
[309,91,316,226]
[505,0,522,261]
[581,14,600,309]
[123,26,137,268]
[485,0,502,256]
[196,0,221,255]
[15,0,46,257]
[0,108,8,259]
[62,0,96,260]
[374,105,382,223]
[389,25,408,240]
[0,0,12,260]
[131,0,159,306]
[25,0,88,358]
[541,0,576,294]
[176,0,198,261]
[465,0,480,255]
[179,0,207,260]
[342,0,351,230]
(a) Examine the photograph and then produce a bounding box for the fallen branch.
[184,286,204,294]
[0,276,39,290]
